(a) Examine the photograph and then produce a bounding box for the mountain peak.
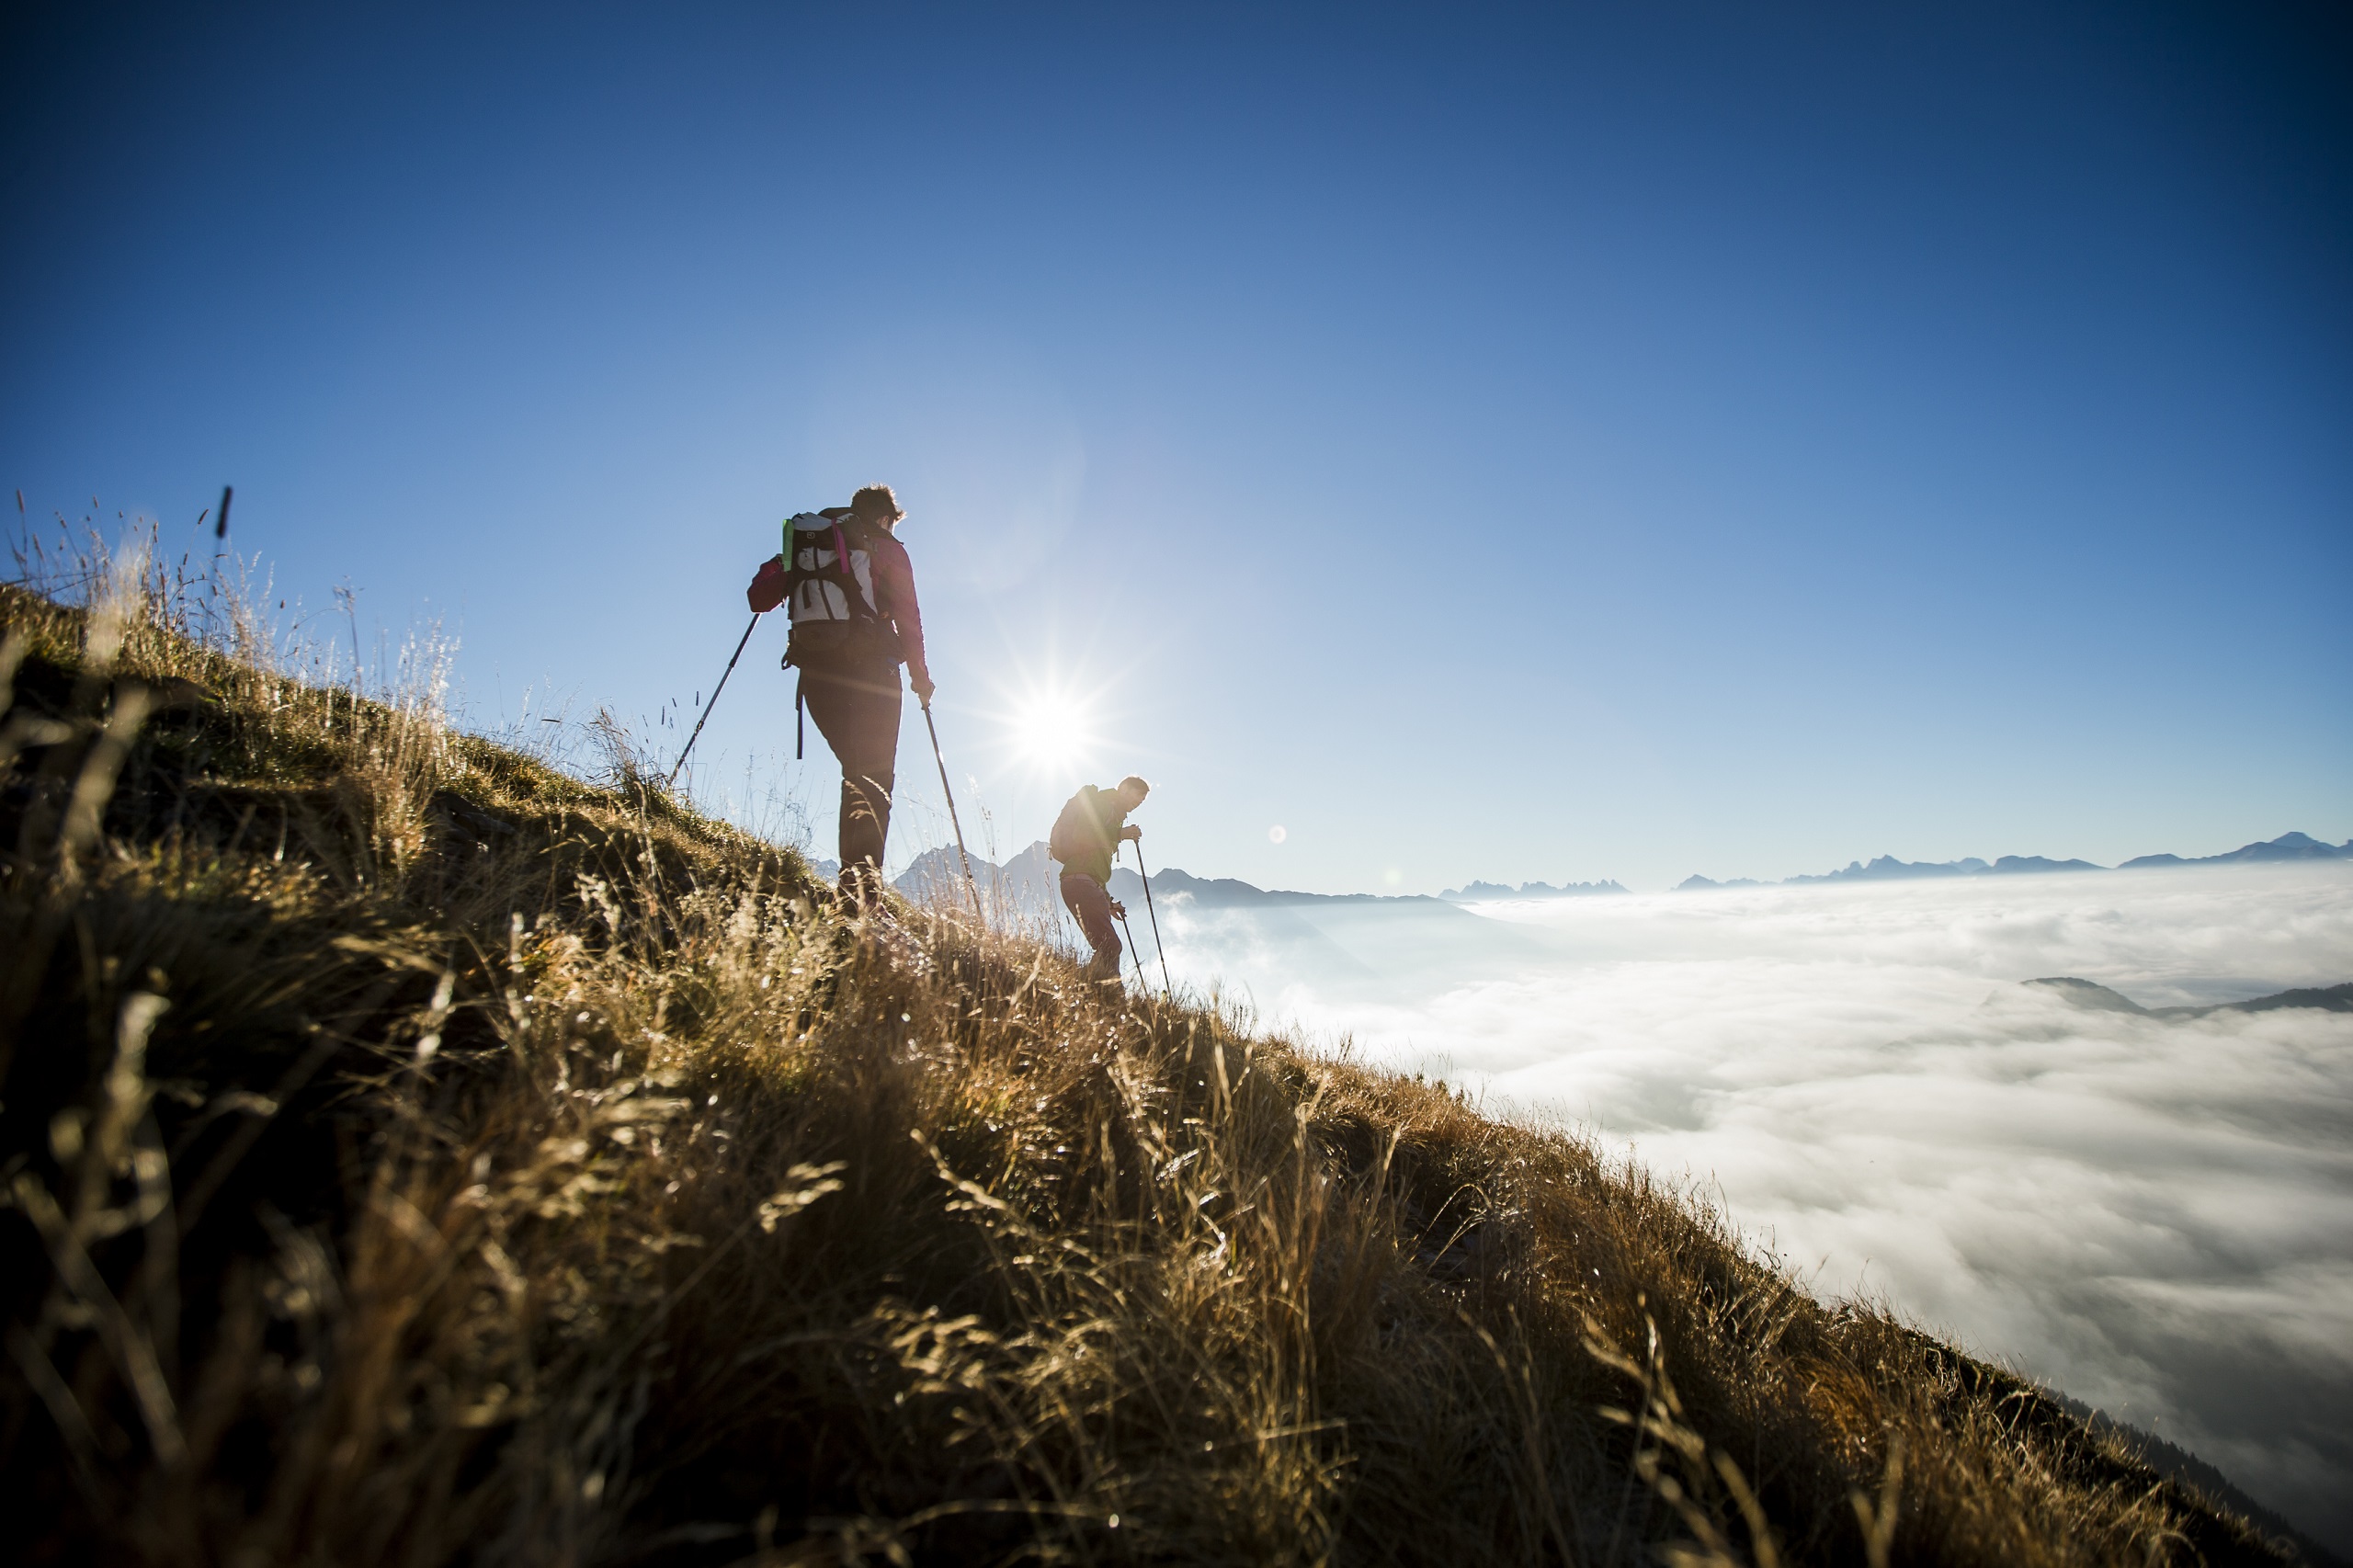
[1441,879,1627,903]
[2120,832,2351,869]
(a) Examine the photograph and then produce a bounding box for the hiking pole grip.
[1128,841,1173,1000]
[919,698,985,919]
[665,612,761,789]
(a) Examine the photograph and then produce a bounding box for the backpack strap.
[837,520,881,622]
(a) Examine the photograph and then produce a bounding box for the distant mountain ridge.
[2022,975,2353,1018]
[894,840,1054,909]
[1115,863,1454,910]
[1676,832,2348,893]
[868,832,2350,904]
[1440,879,1628,903]
[891,842,1466,918]
[2118,830,2353,869]
[1679,853,2101,891]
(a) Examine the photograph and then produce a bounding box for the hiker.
[745,483,933,903]
[1050,776,1150,981]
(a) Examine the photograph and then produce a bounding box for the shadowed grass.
[0,540,2310,1566]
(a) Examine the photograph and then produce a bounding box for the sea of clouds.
[1130,861,2353,1549]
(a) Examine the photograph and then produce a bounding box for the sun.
[1009,692,1093,772]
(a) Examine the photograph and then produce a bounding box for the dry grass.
[0,534,2305,1566]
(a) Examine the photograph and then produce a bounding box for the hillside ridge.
[0,572,2318,1567]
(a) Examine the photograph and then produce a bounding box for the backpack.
[1049,787,1108,867]
[780,509,896,665]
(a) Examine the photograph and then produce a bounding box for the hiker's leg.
[837,665,901,886]
[1060,871,1122,974]
[801,662,904,891]
[798,666,860,872]
[837,778,887,881]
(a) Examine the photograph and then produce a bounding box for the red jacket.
[746,523,931,687]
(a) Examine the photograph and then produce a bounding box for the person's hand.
[911,671,937,705]
[1120,824,1142,842]
[1108,899,1127,919]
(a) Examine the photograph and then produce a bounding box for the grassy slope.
[0,574,2303,1567]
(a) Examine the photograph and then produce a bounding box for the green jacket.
[1049,785,1130,884]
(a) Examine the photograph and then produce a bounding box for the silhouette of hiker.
[745,484,933,903]
[1050,776,1149,981]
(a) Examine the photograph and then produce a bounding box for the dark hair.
[1119,775,1152,796]
[850,484,904,523]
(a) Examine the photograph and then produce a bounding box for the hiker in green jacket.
[1050,777,1149,981]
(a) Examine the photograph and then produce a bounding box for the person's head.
[849,484,904,529]
[1116,775,1151,811]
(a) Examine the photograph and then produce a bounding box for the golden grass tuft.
[0,535,2306,1565]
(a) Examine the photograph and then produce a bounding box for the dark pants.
[799,659,902,893]
[1060,871,1121,975]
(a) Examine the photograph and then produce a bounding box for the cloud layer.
[1141,863,2353,1547]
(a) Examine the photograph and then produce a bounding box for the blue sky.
[6,1,2347,892]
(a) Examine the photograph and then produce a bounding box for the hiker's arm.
[1120,824,1142,842]
[877,539,933,697]
[746,556,785,613]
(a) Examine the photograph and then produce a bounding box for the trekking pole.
[918,696,984,920]
[1116,910,1145,989]
[665,612,761,789]
[1126,840,1173,1000]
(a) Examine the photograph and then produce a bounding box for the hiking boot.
[833,863,885,912]
[1082,949,1123,984]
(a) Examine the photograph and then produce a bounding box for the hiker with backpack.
[745,484,933,903]
[1050,776,1150,981]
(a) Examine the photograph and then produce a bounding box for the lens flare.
[1010,693,1092,771]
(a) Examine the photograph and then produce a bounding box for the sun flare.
[1009,693,1093,772]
